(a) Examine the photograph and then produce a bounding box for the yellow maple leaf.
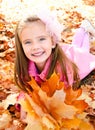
[62,118,81,129]
[79,120,94,130]
[62,117,94,130]
[18,72,93,129]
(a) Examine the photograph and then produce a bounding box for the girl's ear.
[51,36,56,49]
[52,44,56,49]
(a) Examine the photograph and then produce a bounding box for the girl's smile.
[31,51,45,57]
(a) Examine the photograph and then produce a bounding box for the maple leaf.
[79,120,94,130]
[62,118,81,129]
[28,76,40,92]
[64,86,88,113]
[19,93,59,130]
[28,72,64,100]
[41,72,64,97]
[62,117,94,130]
[19,72,90,129]
[72,100,88,113]
[64,87,82,104]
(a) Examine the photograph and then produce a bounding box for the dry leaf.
[41,72,64,97]
[64,87,82,104]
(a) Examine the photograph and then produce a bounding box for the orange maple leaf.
[64,87,82,105]
[72,100,88,113]
[19,72,92,129]
[64,86,88,113]
[28,76,40,92]
[28,78,49,113]
[41,72,64,97]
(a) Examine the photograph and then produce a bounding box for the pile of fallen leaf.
[82,0,95,6]
[0,0,95,129]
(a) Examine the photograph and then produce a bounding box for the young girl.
[14,9,95,129]
[14,11,95,92]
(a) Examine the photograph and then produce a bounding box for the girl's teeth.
[32,52,44,56]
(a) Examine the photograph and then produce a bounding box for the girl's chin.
[31,57,47,63]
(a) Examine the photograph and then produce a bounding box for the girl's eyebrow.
[37,35,49,38]
[22,35,49,43]
[22,39,31,43]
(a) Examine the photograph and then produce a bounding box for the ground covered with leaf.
[0,0,95,129]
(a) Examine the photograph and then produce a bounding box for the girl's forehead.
[18,19,46,35]
[23,20,46,30]
[29,20,45,26]
[20,20,50,39]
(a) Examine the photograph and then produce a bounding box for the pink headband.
[35,8,64,42]
[18,8,64,43]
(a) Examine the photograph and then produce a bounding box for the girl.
[14,11,95,92]
[14,9,95,129]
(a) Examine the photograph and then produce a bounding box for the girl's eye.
[40,38,46,41]
[24,41,31,44]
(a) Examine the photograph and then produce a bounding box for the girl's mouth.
[31,51,44,57]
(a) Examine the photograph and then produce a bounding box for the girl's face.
[20,20,55,71]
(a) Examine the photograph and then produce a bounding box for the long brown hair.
[14,16,80,92]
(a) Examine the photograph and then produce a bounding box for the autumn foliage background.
[0,0,95,129]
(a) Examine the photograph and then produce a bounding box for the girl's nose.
[32,42,39,50]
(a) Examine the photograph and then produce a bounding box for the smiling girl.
[14,9,95,92]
